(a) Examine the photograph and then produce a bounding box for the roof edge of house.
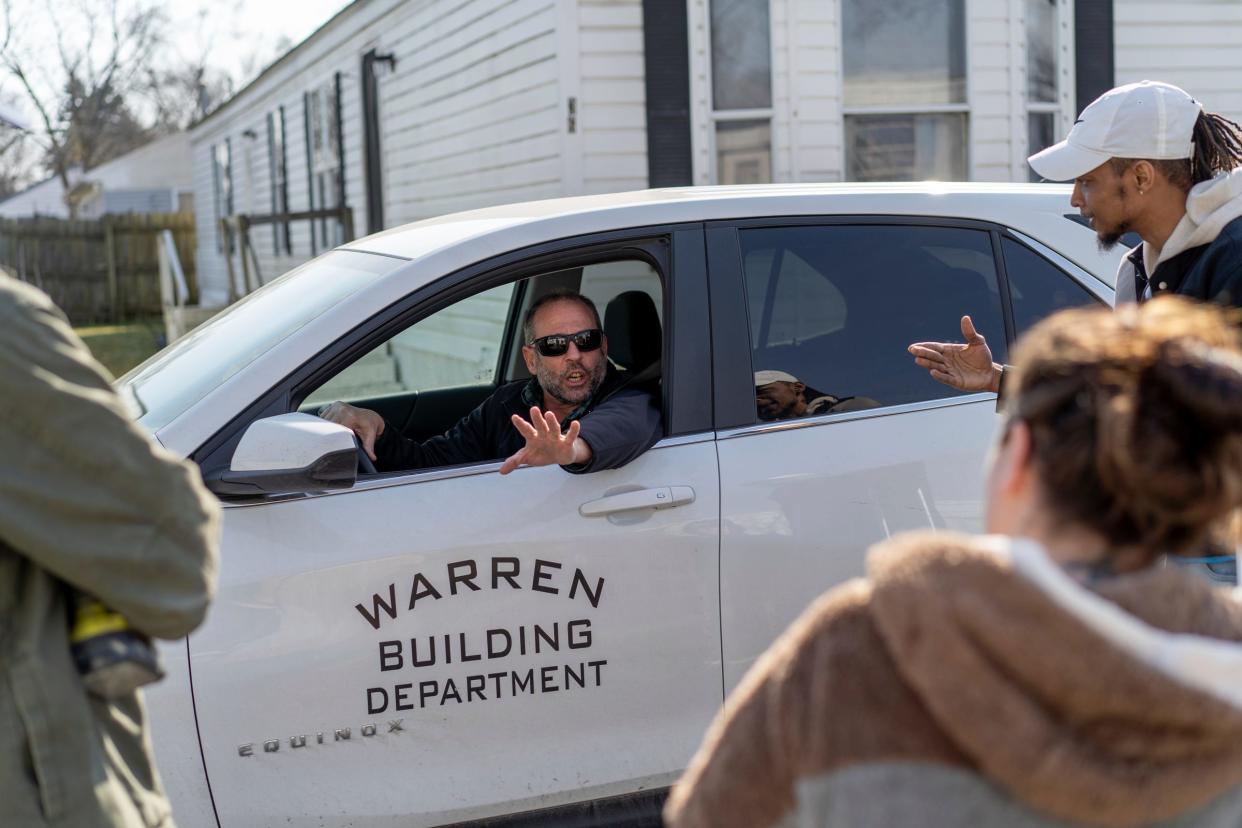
[0,171,67,207]
[189,0,369,133]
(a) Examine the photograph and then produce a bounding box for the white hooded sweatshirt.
[1115,167,1242,304]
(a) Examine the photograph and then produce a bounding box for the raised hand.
[500,407,588,475]
[908,316,1003,393]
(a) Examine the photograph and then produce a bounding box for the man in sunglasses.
[319,289,662,475]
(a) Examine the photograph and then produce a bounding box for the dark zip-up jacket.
[373,364,662,474]
[1125,214,1242,306]
[1115,168,1242,306]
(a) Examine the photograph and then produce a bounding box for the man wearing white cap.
[909,80,1242,395]
[754,370,877,421]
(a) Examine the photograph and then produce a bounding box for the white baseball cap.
[754,370,800,387]
[1027,80,1203,182]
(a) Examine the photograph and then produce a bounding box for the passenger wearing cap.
[909,80,1242,398]
[754,370,878,421]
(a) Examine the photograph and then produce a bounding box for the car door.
[187,229,720,826]
[708,218,1017,691]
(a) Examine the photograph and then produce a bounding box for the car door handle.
[578,486,696,517]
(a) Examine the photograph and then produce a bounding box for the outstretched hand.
[908,316,1002,393]
[500,407,588,474]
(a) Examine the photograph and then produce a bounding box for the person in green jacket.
[0,273,220,826]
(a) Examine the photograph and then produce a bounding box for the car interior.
[299,259,665,469]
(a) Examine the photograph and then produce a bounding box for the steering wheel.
[354,435,378,476]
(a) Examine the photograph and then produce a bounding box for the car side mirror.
[206,413,358,496]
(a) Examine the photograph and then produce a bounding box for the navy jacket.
[373,365,662,474]
[1128,215,1242,306]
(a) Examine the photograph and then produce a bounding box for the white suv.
[123,184,1122,828]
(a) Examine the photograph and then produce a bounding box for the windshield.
[119,250,404,432]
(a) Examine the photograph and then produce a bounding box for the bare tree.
[1,0,165,214]
[142,63,233,132]
[1,0,307,208]
[0,127,35,199]
[137,5,237,132]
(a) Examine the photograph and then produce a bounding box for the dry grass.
[74,317,165,378]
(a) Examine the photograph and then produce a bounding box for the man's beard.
[1097,230,1128,251]
[538,358,606,407]
[1096,184,1133,251]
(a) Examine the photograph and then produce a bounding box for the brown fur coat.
[665,532,1242,828]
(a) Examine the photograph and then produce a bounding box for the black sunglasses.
[528,328,603,357]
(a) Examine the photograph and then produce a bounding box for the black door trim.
[990,229,1018,348]
[704,226,755,430]
[440,786,667,828]
[705,214,1012,232]
[668,227,712,434]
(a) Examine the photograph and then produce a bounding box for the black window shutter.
[361,50,386,234]
[303,91,318,255]
[1074,0,1115,115]
[643,0,693,187]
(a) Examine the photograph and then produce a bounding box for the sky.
[1,0,355,125]
[166,0,355,88]
[0,0,353,183]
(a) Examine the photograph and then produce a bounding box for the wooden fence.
[0,213,197,325]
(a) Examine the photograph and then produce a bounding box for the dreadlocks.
[1190,111,1242,182]
[1111,111,1242,191]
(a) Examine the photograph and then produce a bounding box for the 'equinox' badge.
[238,719,405,757]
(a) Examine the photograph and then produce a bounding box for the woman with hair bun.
[666,297,1242,828]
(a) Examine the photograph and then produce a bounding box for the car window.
[746,247,847,346]
[119,250,401,432]
[578,259,663,329]
[739,224,1007,420]
[301,256,664,470]
[1003,236,1103,337]
[304,283,516,406]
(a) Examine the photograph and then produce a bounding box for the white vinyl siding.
[191,0,404,305]
[770,0,793,182]
[967,0,1071,182]
[1114,0,1242,123]
[190,0,575,305]
[577,0,648,194]
[95,190,176,217]
[379,0,562,222]
[969,0,1017,181]
[185,0,1242,310]
[779,0,843,183]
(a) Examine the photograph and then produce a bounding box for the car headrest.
[604,291,661,371]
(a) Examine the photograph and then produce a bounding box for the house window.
[1027,0,1060,181]
[268,106,291,255]
[212,139,233,253]
[842,0,968,181]
[709,0,772,184]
